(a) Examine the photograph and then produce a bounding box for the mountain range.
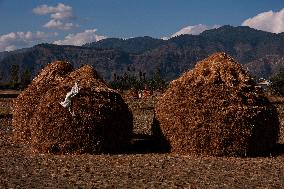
[1,25,284,83]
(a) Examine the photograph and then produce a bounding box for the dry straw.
[155,52,279,156]
[13,61,133,154]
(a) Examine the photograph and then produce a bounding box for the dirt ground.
[1,92,284,188]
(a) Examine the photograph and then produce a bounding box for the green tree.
[270,68,284,95]
[148,68,167,90]
[10,64,19,88]
[0,71,3,81]
[20,69,32,89]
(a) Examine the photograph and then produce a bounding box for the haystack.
[13,61,73,142]
[155,52,279,156]
[13,61,133,154]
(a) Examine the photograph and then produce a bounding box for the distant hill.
[0,52,9,62]
[0,47,30,62]
[0,44,133,82]
[245,55,284,79]
[83,36,166,54]
[1,25,284,83]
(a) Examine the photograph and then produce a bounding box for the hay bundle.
[13,61,73,142]
[155,52,279,156]
[13,61,133,154]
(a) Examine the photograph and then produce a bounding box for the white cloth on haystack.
[60,82,80,116]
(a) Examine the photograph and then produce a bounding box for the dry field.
[0,92,284,188]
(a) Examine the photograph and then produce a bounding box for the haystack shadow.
[126,117,170,154]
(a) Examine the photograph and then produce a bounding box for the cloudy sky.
[0,0,283,52]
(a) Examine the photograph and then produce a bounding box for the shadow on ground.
[128,134,170,154]
[126,117,170,154]
[271,144,284,156]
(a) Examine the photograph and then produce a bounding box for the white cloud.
[242,8,284,33]
[33,4,54,15]
[171,24,220,37]
[50,11,73,20]
[53,29,107,46]
[0,31,57,52]
[33,3,73,20]
[33,3,75,30]
[43,19,76,30]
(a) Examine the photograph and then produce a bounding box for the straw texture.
[155,52,279,156]
[13,61,133,154]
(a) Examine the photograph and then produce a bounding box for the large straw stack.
[13,61,73,142]
[155,52,279,156]
[13,61,133,154]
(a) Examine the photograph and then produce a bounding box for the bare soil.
[1,93,284,188]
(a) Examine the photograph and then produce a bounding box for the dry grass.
[0,98,13,115]
[13,61,133,154]
[1,91,284,188]
[13,61,74,143]
[156,52,279,156]
[125,95,157,136]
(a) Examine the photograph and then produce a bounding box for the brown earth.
[1,92,284,188]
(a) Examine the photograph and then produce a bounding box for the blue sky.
[0,0,283,51]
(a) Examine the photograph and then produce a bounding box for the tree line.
[109,67,167,91]
[5,63,284,95]
[0,64,167,91]
[0,64,31,90]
